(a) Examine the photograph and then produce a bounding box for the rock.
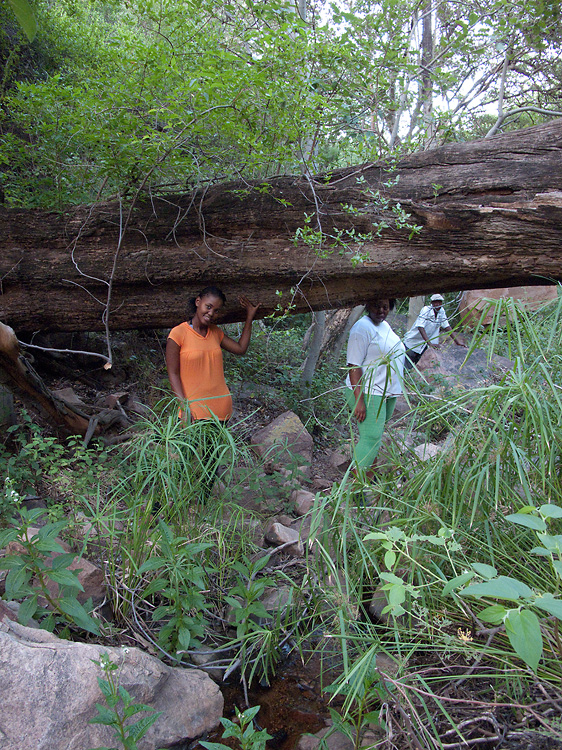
[369,587,390,623]
[100,390,129,409]
[296,726,354,750]
[264,522,304,556]
[0,619,223,750]
[415,343,513,390]
[460,286,558,327]
[261,585,293,615]
[0,600,17,623]
[251,411,314,465]
[328,451,350,471]
[190,645,224,682]
[52,387,86,406]
[291,489,316,515]
[312,477,333,490]
[387,394,409,423]
[413,442,444,461]
[0,600,40,627]
[291,515,313,542]
[360,728,386,746]
[126,396,151,416]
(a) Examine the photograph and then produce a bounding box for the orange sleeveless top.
[168,322,233,420]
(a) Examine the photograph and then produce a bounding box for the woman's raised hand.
[239,295,261,320]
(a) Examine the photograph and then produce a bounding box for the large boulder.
[460,286,558,327]
[415,342,513,390]
[0,618,223,750]
[251,411,314,465]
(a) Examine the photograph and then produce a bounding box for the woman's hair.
[186,286,226,317]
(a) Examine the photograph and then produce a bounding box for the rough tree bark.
[2,119,562,334]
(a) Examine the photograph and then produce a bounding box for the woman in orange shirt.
[166,286,260,423]
[166,286,260,500]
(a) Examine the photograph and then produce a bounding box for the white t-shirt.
[345,317,405,397]
[403,305,450,353]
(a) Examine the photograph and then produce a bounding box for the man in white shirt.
[403,294,465,369]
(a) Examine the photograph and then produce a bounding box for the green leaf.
[505,513,547,531]
[384,550,396,569]
[459,577,522,601]
[0,528,18,548]
[127,710,163,741]
[58,597,100,635]
[379,572,404,585]
[178,627,192,649]
[504,609,542,671]
[5,566,31,598]
[364,532,387,541]
[470,563,497,579]
[96,677,114,703]
[7,0,37,41]
[17,594,38,624]
[51,553,77,570]
[152,605,171,621]
[142,578,167,597]
[89,704,117,725]
[442,571,474,596]
[553,560,562,580]
[539,504,562,518]
[49,568,84,590]
[534,594,562,621]
[138,558,165,574]
[478,604,506,624]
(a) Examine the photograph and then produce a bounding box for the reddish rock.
[291,489,316,515]
[460,286,557,326]
[264,522,304,556]
[251,411,314,465]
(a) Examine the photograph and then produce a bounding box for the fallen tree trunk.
[2,119,562,333]
[0,322,91,434]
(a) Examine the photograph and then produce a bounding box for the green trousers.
[345,389,397,469]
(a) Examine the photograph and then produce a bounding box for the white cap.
[430,293,444,301]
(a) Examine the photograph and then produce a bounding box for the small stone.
[291,489,316,515]
[189,646,224,683]
[260,585,293,615]
[312,477,333,490]
[277,514,294,527]
[264,522,304,556]
[413,442,443,461]
[296,727,354,750]
[328,451,350,471]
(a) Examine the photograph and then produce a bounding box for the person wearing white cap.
[403,294,465,369]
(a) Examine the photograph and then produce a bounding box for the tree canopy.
[2,0,562,212]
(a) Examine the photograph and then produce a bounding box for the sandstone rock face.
[251,411,314,465]
[460,286,558,326]
[0,619,223,750]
